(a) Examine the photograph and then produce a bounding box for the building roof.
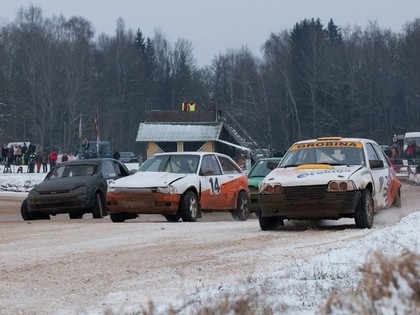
[136,123,223,142]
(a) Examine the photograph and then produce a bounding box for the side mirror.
[200,168,214,176]
[369,160,384,169]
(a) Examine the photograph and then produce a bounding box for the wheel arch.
[94,188,108,216]
[181,187,201,217]
[235,189,250,208]
[364,182,374,208]
[95,188,106,204]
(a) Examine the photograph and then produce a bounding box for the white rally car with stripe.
[258,137,402,230]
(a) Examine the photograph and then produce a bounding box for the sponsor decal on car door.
[199,154,228,209]
[366,143,391,208]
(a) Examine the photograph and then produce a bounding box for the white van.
[403,132,420,151]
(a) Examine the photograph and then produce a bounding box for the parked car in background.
[258,137,402,230]
[247,157,282,214]
[255,148,271,159]
[119,151,139,163]
[21,158,132,220]
[107,152,250,222]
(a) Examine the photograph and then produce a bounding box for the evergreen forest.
[1,5,420,154]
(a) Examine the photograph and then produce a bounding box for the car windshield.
[281,146,365,167]
[139,154,200,174]
[47,164,97,180]
[248,159,281,178]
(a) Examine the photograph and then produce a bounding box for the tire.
[309,219,321,229]
[92,193,104,219]
[231,191,250,221]
[355,189,374,229]
[69,212,83,219]
[180,191,198,222]
[392,189,401,208]
[20,198,50,220]
[164,214,181,222]
[20,199,32,221]
[259,215,278,231]
[110,213,126,223]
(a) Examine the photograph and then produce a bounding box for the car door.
[371,143,400,208]
[199,154,226,209]
[217,155,245,209]
[365,142,390,209]
[101,160,125,186]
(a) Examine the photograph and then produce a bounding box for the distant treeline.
[1,5,419,153]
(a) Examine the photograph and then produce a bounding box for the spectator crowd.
[1,143,76,173]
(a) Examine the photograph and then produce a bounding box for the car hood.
[32,176,94,192]
[263,164,362,186]
[110,171,186,188]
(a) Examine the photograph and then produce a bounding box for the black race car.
[21,158,132,220]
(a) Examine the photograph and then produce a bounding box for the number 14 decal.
[209,177,221,194]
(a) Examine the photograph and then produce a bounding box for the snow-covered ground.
[0,163,419,314]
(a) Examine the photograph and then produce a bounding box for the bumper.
[249,186,259,212]
[28,193,93,214]
[259,187,361,219]
[107,191,181,214]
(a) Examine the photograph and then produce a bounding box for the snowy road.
[0,184,418,314]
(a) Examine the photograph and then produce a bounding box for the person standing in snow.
[112,149,120,160]
[48,150,58,169]
[35,150,42,173]
[82,138,90,158]
[42,152,48,173]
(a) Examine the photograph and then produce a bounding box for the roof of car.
[293,137,376,145]
[256,157,282,161]
[57,158,118,166]
[152,151,230,158]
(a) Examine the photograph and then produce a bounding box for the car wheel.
[20,199,33,221]
[92,193,104,219]
[355,189,374,229]
[180,191,198,222]
[392,189,401,208]
[20,198,50,220]
[231,191,250,221]
[110,213,137,222]
[259,215,278,231]
[309,219,321,229]
[69,212,83,219]
[110,213,126,222]
[164,214,181,222]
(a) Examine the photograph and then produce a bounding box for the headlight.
[327,180,356,192]
[259,183,283,194]
[157,185,178,194]
[73,186,88,194]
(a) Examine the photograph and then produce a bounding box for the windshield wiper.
[320,162,348,166]
[281,164,302,168]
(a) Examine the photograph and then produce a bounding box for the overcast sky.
[1,0,420,67]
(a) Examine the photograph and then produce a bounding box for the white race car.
[258,137,402,230]
[107,152,250,222]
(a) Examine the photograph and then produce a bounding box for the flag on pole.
[78,114,82,139]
